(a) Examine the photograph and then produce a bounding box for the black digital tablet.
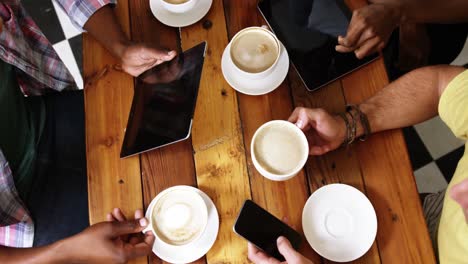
[120,42,206,158]
[258,0,378,91]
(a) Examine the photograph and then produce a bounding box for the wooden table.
[83,0,436,263]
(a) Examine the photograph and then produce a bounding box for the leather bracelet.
[346,111,357,144]
[338,112,351,147]
[346,104,371,141]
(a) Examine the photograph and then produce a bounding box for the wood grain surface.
[84,0,436,263]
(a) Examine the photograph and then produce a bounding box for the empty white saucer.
[146,186,219,263]
[302,184,377,262]
[149,0,213,27]
[221,42,290,96]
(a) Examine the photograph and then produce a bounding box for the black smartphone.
[233,200,302,261]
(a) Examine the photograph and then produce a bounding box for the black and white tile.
[21,2,468,194]
[23,0,83,89]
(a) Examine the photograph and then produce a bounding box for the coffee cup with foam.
[228,27,281,80]
[251,120,309,181]
[143,186,208,247]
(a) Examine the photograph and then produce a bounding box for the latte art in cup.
[152,189,208,246]
[230,28,280,73]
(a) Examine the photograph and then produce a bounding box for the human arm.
[335,0,468,59]
[0,209,153,264]
[54,1,176,76]
[248,237,314,264]
[451,179,468,223]
[288,65,465,155]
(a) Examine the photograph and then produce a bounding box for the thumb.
[277,236,299,262]
[110,218,149,237]
[143,46,176,61]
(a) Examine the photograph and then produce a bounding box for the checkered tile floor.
[23,0,83,89]
[22,1,468,194]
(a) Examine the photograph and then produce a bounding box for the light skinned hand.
[450,179,468,223]
[120,43,177,77]
[335,3,400,59]
[248,236,314,264]
[67,208,154,264]
[288,107,346,155]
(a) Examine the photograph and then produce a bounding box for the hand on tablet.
[335,3,400,59]
[248,237,314,264]
[120,43,176,77]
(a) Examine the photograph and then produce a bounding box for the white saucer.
[149,0,213,27]
[145,186,219,263]
[221,43,290,96]
[302,184,377,262]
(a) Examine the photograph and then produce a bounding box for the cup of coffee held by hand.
[229,27,281,80]
[251,120,309,181]
[160,0,198,13]
[143,186,208,246]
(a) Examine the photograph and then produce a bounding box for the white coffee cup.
[228,27,281,80]
[143,186,208,247]
[251,120,309,181]
[159,0,198,13]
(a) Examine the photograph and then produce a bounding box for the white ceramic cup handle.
[142,225,152,235]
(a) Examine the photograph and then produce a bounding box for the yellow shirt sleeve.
[437,69,468,264]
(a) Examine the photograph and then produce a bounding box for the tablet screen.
[258,0,378,91]
[121,42,206,158]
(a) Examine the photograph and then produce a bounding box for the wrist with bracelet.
[338,104,371,147]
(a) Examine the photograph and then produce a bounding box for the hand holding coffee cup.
[160,0,198,13]
[143,186,208,246]
[229,27,281,80]
[251,120,309,181]
[288,107,347,156]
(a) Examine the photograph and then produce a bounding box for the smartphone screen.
[233,200,302,261]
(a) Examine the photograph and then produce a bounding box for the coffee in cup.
[229,27,281,79]
[144,186,208,246]
[159,0,197,13]
[251,120,309,181]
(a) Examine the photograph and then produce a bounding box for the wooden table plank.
[84,1,146,264]
[222,1,320,262]
[289,68,381,264]
[84,0,143,226]
[128,1,204,264]
[342,59,436,263]
[179,1,252,262]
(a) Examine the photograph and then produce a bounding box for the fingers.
[134,209,144,220]
[339,9,368,48]
[277,237,299,262]
[288,107,312,131]
[248,243,281,264]
[123,236,155,260]
[109,218,149,237]
[113,208,127,221]
[141,45,176,62]
[310,145,330,156]
[354,36,382,59]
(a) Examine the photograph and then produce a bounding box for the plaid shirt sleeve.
[0,150,34,248]
[54,0,117,29]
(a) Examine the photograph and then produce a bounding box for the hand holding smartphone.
[233,200,302,261]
